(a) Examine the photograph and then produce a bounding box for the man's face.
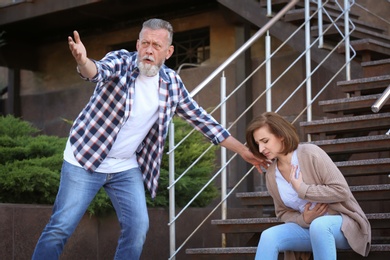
[136,28,174,76]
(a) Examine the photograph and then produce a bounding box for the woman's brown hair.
[246,112,299,157]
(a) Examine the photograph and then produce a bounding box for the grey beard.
[138,61,160,77]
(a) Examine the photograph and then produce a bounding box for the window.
[167,27,210,70]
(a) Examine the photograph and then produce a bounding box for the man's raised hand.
[68,30,87,66]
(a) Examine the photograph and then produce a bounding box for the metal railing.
[168,0,357,259]
[372,85,390,113]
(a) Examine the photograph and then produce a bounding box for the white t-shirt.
[275,150,317,213]
[64,73,159,173]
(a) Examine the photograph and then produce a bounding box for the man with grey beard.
[32,18,268,259]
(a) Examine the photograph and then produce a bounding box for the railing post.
[266,31,272,112]
[220,72,227,247]
[344,0,351,81]
[266,0,273,17]
[317,0,324,48]
[305,0,312,141]
[169,122,176,260]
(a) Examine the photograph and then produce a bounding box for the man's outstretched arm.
[68,30,97,78]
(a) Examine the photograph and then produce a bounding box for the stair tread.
[337,38,390,61]
[319,94,390,114]
[299,113,390,134]
[237,184,390,199]
[362,58,390,77]
[337,74,390,86]
[311,22,390,43]
[338,38,390,49]
[335,157,390,166]
[300,112,390,126]
[210,213,390,233]
[310,135,390,155]
[309,134,390,145]
[284,8,386,33]
[319,94,381,105]
[212,213,390,225]
[186,244,390,255]
[362,58,390,67]
[338,38,390,53]
[333,158,390,177]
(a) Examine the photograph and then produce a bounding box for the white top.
[275,150,317,213]
[64,73,159,173]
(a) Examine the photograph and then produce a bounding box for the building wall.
[3,10,238,137]
[0,203,261,259]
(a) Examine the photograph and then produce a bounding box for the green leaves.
[0,115,219,216]
[0,116,65,205]
[147,116,219,208]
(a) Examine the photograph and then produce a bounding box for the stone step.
[337,38,390,62]
[283,7,385,34]
[236,184,390,207]
[186,244,390,260]
[300,112,390,136]
[310,135,390,155]
[319,94,390,114]
[362,58,390,77]
[311,22,390,46]
[334,158,390,177]
[211,213,390,234]
[337,75,390,96]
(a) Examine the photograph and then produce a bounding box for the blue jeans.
[32,161,149,260]
[255,215,351,260]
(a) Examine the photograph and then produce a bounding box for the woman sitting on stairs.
[246,112,371,260]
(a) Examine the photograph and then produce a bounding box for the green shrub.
[0,116,66,205]
[147,117,219,207]
[0,115,219,215]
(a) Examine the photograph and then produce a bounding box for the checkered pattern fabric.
[69,50,230,198]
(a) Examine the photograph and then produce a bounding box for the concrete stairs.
[185,0,390,259]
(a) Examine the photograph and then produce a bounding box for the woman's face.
[253,125,284,160]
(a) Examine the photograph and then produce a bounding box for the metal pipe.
[267,0,273,17]
[265,31,272,112]
[344,0,351,80]
[318,0,324,48]
[305,0,312,141]
[220,72,227,247]
[168,122,176,259]
[371,85,390,113]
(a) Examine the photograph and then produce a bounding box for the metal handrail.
[372,85,390,113]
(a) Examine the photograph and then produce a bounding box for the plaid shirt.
[69,50,230,198]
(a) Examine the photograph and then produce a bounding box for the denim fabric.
[255,215,351,260]
[32,160,149,260]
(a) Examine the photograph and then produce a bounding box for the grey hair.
[140,18,173,45]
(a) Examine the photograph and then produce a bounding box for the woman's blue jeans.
[255,215,351,260]
[32,161,149,260]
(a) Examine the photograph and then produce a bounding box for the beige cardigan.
[264,144,371,260]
